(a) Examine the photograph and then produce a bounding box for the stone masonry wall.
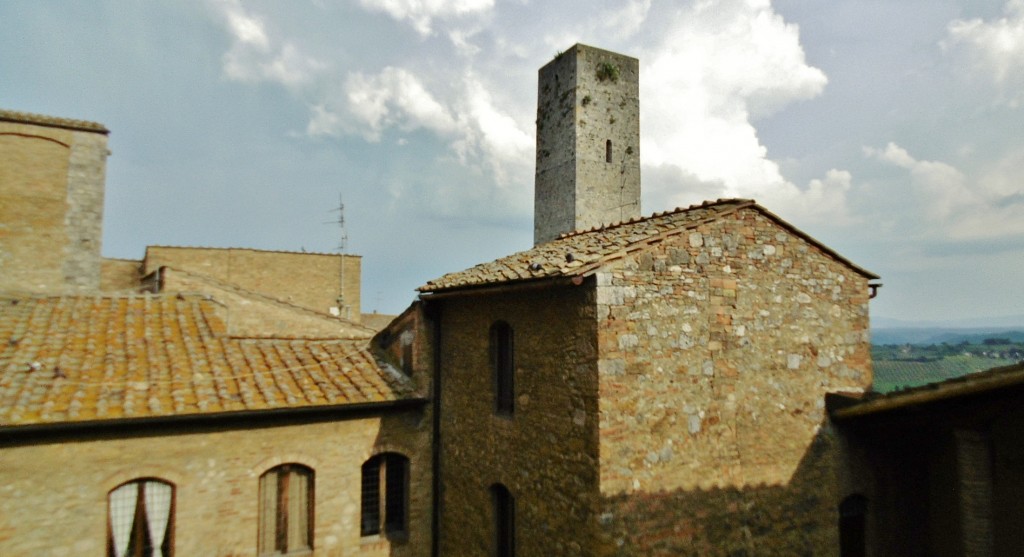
[593,207,873,555]
[145,246,361,322]
[436,286,602,556]
[572,46,640,233]
[0,411,431,557]
[63,129,108,290]
[0,120,107,293]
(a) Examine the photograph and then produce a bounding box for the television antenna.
[326,194,350,319]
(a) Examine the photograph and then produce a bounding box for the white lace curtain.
[144,481,172,557]
[108,480,173,557]
[109,483,138,557]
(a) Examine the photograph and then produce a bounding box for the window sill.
[360,532,409,546]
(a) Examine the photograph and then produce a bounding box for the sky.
[2,0,1023,325]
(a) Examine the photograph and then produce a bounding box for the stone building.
[829,361,1024,556]
[13,42,1018,557]
[410,43,879,555]
[418,198,876,555]
[0,110,419,557]
[0,294,431,557]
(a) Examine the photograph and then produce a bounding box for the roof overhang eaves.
[418,275,583,300]
[0,397,429,443]
[828,366,1024,421]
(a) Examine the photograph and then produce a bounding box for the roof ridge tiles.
[419,197,877,294]
[555,198,755,240]
[144,245,353,258]
[0,108,109,133]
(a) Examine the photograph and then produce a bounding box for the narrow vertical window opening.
[839,494,867,557]
[490,321,514,416]
[491,483,515,557]
[361,453,410,538]
[605,139,612,163]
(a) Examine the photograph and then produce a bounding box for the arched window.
[839,494,867,557]
[490,321,514,416]
[361,453,410,537]
[491,483,515,557]
[605,139,613,163]
[107,478,175,557]
[258,464,314,556]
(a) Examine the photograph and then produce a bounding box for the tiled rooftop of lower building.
[0,294,415,428]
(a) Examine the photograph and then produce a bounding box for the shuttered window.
[258,464,314,556]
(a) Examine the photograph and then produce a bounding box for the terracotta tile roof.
[156,266,377,339]
[0,294,416,428]
[0,108,108,134]
[420,199,878,293]
[829,360,1024,420]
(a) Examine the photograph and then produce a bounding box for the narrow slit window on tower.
[605,139,612,163]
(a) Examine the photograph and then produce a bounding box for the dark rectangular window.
[491,322,514,416]
[361,458,382,536]
[362,453,410,538]
[384,456,407,533]
[491,484,515,557]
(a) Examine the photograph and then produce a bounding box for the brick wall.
[0,118,108,293]
[100,258,143,292]
[593,207,872,555]
[144,247,361,321]
[434,286,602,556]
[0,410,431,557]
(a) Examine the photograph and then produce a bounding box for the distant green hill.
[872,328,1024,345]
[872,355,1008,393]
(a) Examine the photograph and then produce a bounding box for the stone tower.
[534,44,640,245]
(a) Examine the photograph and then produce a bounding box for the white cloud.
[865,142,1024,241]
[638,0,835,222]
[944,0,1024,106]
[358,0,495,36]
[343,67,460,140]
[599,0,652,40]
[213,0,325,88]
[207,0,847,224]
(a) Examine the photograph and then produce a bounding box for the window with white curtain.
[107,478,174,557]
[258,464,314,556]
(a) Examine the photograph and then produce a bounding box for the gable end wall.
[594,207,872,555]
